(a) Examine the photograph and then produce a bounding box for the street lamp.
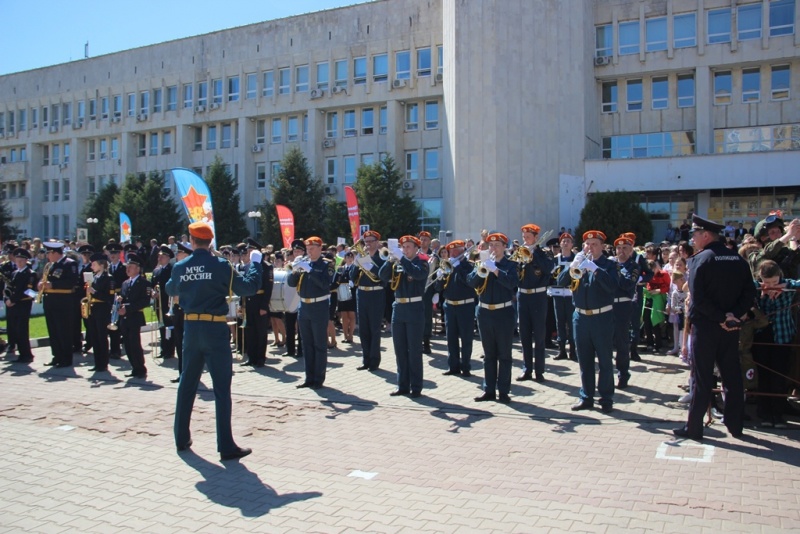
[247,210,262,239]
[86,217,98,244]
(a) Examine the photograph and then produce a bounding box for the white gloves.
[435,268,445,280]
[450,258,460,268]
[297,261,312,273]
[574,252,586,264]
[250,251,263,264]
[432,294,439,305]
[483,258,497,272]
[348,280,354,287]
[581,259,598,272]
[391,247,403,261]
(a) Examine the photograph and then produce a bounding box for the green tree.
[321,197,350,245]
[260,147,325,247]
[0,200,15,242]
[105,172,185,244]
[80,182,120,247]
[576,191,653,244]
[354,156,419,239]
[205,156,248,246]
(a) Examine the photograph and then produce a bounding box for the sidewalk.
[0,329,798,533]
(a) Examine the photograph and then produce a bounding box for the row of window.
[601,131,696,159]
[42,143,71,166]
[1,147,27,163]
[256,116,308,145]
[87,174,120,195]
[602,74,695,113]
[714,65,791,104]
[0,182,27,200]
[41,215,71,240]
[192,123,238,151]
[596,0,795,57]
[714,124,800,153]
[42,179,70,202]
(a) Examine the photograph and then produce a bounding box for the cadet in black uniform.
[673,215,756,441]
[5,248,37,363]
[117,254,150,379]
[1,248,19,355]
[41,241,80,367]
[77,245,95,354]
[151,245,175,359]
[105,243,127,358]
[86,253,113,372]
[242,238,274,367]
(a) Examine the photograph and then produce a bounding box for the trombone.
[425,258,453,289]
[352,239,382,283]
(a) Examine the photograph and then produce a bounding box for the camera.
[724,318,740,329]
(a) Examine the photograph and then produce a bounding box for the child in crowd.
[642,259,670,353]
[666,270,686,355]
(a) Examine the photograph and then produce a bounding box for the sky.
[0,0,372,75]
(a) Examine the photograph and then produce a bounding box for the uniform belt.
[519,287,547,294]
[44,289,75,294]
[185,313,228,322]
[395,296,423,304]
[300,295,330,304]
[445,298,475,306]
[358,285,384,291]
[479,300,513,310]
[576,305,613,316]
[614,297,632,303]
[255,289,265,294]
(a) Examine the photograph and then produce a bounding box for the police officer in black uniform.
[151,245,175,359]
[40,241,79,367]
[241,238,274,367]
[673,215,757,441]
[5,248,37,363]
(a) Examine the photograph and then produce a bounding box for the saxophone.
[80,279,92,319]
[34,262,52,304]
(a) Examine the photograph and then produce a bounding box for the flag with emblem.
[120,212,132,244]
[170,168,217,247]
[275,205,295,249]
[345,186,361,242]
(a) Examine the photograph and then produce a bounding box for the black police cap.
[690,214,725,234]
[246,237,263,250]
[158,245,175,258]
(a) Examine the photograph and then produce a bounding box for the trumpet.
[509,246,533,264]
[290,255,310,271]
[378,247,392,261]
[534,229,554,248]
[108,298,121,330]
[428,258,453,282]
[569,252,592,279]
[476,253,496,278]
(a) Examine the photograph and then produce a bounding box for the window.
[646,17,667,52]
[379,106,388,134]
[771,65,791,100]
[627,79,643,111]
[619,21,640,55]
[335,60,347,88]
[207,125,217,150]
[221,123,232,148]
[303,114,308,141]
[139,91,149,115]
[405,103,419,131]
[111,137,118,159]
[52,144,60,165]
[9,149,16,163]
[326,112,338,138]
[287,116,299,142]
[652,77,668,110]
[742,68,761,102]
[677,74,695,107]
[270,162,281,185]
[127,93,136,116]
[263,71,274,97]
[343,110,356,137]
[425,101,439,129]
[63,103,72,125]
[256,163,267,189]
[149,133,159,156]
[101,97,109,119]
[255,120,266,144]
[714,123,800,153]
[602,81,617,113]
[42,181,49,202]
[425,149,439,179]
[602,132,696,159]
[100,139,108,160]
[362,153,375,166]
[353,57,366,85]
[770,0,795,36]
[152,88,162,113]
[373,54,388,83]
[417,47,431,76]
[673,13,697,48]
[278,68,290,95]
[62,215,69,237]
[246,73,257,99]
[162,131,171,154]
[193,127,202,151]
[295,65,309,92]
[707,8,732,43]
[316,62,329,90]
[362,108,374,135]
[271,118,282,143]
[227,76,240,102]
[31,108,38,129]
[51,104,59,127]
[63,179,70,201]
[198,81,208,107]
[326,157,338,184]
[714,71,732,104]
[19,147,26,161]
[212,79,223,104]
[396,51,411,79]
[53,180,59,202]
[18,182,25,198]
[405,151,419,180]
[595,24,613,57]
[166,86,177,111]
[138,134,146,157]
[344,155,356,184]
[88,177,96,195]
[738,3,762,40]
[418,199,441,235]
[42,106,49,127]
[88,140,96,161]
[437,45,443,75]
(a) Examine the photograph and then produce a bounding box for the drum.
[270,269,300,313]
[337,283,352,302]
[226,295,240,325]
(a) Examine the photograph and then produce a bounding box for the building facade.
[0,0,798,242]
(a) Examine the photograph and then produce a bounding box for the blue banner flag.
[170,168,216,247]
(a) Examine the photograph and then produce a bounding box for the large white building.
[0,0,798,242]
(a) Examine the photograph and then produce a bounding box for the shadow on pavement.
[313,386,378,419]
[179,452,322,516]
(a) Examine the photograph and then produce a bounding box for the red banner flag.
[345,186,361,242]
[275,204,295,249]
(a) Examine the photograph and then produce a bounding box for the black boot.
[569,346,577,361]
[422,337,432,355]
[554,344,568,360]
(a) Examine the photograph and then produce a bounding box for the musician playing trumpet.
[434,240,477,377]
[516,223,555,383]
[354,230,386,371]
[556,231,619,413]
[151,245,176,360]
[86,252,113,372]
[468,233,518,404]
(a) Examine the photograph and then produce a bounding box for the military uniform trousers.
[88,303,111,370]
[244,306,269,365]
[613,300,633,381]
[356,288,385,368]
[686,322,744,438]
[172,307,185,376]
[6,301,33,361]
[553,296,575,350]
[44,294,76,366]
[298,300,329,386]
[284,311,301,357]
[444,301,475,373]
[629,286,644,350]
[423,285,435,339]
[392,300,425,393]
[121,315,146,376]
[73,293,83,352]
[518,292,548,376]
[477,306,515,395]
[573,309,615,406]
[158,313,176,358]
[175,321,239,453]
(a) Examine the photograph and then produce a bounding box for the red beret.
[362,230,381,240]
[399,235,421,247]
[623,232,636,244]
[559,232,573,242]
[445,240,466,251]
[486,233,508,245]
[304,236,323,246]
[614,235,634,247]
[188,222,214,240]
[521,224,541,234]
[582,230,606,242]
[418,231,432,239]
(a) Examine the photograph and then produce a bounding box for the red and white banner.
[345,186,361,243]
[275,204,295,250]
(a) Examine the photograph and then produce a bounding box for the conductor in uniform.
[673,215,756,441]
[167,222,263,460]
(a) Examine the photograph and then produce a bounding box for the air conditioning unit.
[324,185,337,195]
[72,121,83,130]
[331,86,347,95]
[402,180,415,190]
[59,163,68,170]
[310,88,324,99]
[49,125,59,133]
[594,56,611,67]
[252,144,264,153]
[195,105,206,113]
[322,138,335,149]
[111,116,121,123]
[136,113,148,122]
[162,148,171,155]
[210,103,220,110]
[435,73,443,83]
[393,79,408,89]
